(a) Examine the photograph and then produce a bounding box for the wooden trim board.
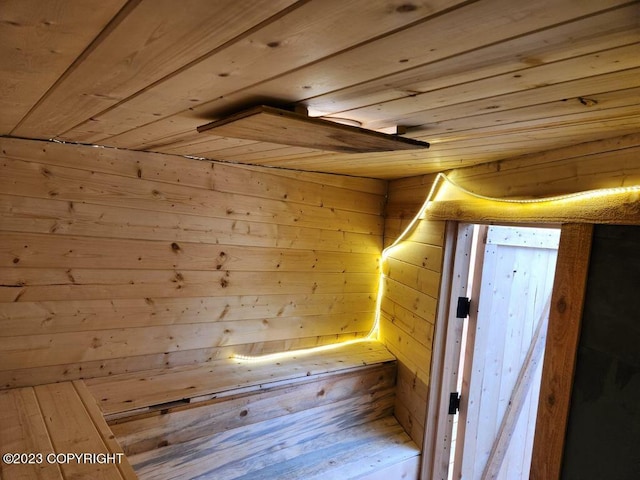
[197,105,430,153]
[529,223,593,480]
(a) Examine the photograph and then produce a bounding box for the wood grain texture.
[65,0,464,143]
[2,0,637,178]
[130,409,417,480]
[0,382,136,480]
[86,340,394,415]
[0,388,62,479]
[0,333,366,390]
[530,224,593,480]
[0,0,127,134]
[110,363,396,455]
[197,105,429,152]
[12,0,298,139]
[0,138,385,386]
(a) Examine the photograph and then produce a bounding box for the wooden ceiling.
[2,0,639,179]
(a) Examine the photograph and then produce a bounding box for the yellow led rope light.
[233,174,640,363]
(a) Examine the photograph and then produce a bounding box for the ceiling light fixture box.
[197,105,429,153]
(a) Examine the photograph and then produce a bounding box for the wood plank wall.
[0,137,386,388]
[380,174,444,448]
[380,132,640,448]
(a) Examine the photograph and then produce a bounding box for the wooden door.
[453,225,560,480]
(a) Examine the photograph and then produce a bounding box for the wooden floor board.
[131,413,418,480]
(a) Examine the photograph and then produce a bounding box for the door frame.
[421,221,579,480]
[421,222,476,480]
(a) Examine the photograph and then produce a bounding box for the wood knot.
[578,97,597,107]
[239,409,248,417]
[396,3,418,12]
[171,242,181,252]
[556,297,567,314]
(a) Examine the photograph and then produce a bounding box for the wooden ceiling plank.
[0,0,127,134]
[61,0,467,143]
[153,136,258,155]
[409,87,640,141]
[386,68,640,128]
[12,0,299,139]
[306,4,640,115]
[449,132,640,185]
[252,121,640,178]
[342,43,640,127]
[158,74,640,160]
[248,109,640,167]
[209,0,632,125]
[95,2,636,157]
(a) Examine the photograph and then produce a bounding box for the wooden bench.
[85,340,421,479]
[0,381,137,480]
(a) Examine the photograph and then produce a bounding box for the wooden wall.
[0,137,386,388]
[380,174,444,448]
[380,132,640,448]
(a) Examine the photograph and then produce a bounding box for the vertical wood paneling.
[0,138,385,387]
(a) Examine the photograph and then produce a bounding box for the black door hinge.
[456,296,471,318]
[448,392,461,415]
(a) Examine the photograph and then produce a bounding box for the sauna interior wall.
[380,132,640,447]
[0,137,386,388]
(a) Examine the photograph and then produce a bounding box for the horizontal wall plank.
[0,232,379,273]
[0,315,374,371]
[380,296,435,350]
[383,257,441,298]
[447,135,640,198]
[0,193,380,254]
[394,361,430,449]
[0,156,383,235]
[0,268,379,303]
[0,295,375,336]
[380,314,431,388]
[0,333,367,389]
[386,241,443,273]
[382,277,438,325]
[0,138,386,213]
[0,138,386,385]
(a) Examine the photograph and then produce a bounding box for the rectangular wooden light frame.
[197,105,430,153]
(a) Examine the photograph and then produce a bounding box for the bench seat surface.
[85,340,396,416]
[0,381,137,480]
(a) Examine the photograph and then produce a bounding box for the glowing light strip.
[233,174,640,363]
[439,173,640,204]
[232,337,371,363]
